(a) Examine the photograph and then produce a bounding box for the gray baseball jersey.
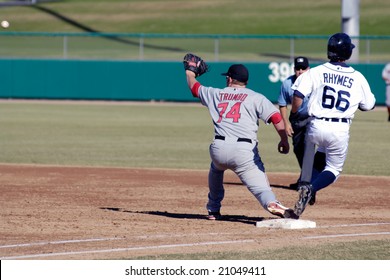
[193,83,280,212]
[382,63,390,107]
[196,85,278,140]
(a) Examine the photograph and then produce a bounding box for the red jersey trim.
[191,82,201,97]
[269,112,282,124]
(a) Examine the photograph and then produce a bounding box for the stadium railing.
[0,32,389,63]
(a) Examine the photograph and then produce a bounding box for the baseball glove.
[183,53,209,77]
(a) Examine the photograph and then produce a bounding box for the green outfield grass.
[135,239,390,260]
[0,1,389,61]
[0,101,388,176]
[0,0,389,35]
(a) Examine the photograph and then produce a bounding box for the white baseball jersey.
[292,62,376,118]
[195,85,278,140]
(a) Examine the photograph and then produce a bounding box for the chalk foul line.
[0,237,124,249]
[0,239,254,260]
[302,231,390,240]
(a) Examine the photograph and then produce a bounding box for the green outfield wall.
[0,59,386,105]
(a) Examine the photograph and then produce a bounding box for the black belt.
[317,117,350,123]
[215,135,252,143]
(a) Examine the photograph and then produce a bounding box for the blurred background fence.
[1,32,390,63]
[0,32,388,104]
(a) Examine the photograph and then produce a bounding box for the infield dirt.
[1,164,389,259]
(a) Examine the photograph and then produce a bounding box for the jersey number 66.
[322,86,350,112]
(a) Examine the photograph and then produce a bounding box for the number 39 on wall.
[268,62,294,83]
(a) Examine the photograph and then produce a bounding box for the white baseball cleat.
[267,201,299,219]
[207,211,221,220]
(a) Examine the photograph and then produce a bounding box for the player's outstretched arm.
[185,70,198,90]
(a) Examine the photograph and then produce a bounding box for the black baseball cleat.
[283,208,299,219]
[294,183,313,217]
[309,191,316,205]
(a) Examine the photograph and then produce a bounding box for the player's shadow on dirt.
[100,207,265,225]
[225,181,297,191]
[270,184,298,191]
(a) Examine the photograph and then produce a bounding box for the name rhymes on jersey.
[323,73,353,88]
[294,63,372,118]
[322,72,353,112]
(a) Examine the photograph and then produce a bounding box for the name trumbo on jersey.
[219,93,248,101]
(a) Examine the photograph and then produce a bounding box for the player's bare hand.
[286,124,294,137]
[278,140,289,154]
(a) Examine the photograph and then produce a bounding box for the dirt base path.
[1,164,389,260]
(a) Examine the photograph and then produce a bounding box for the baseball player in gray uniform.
[278,57,326,191]
[381,62,390,121]
[183,54,298,220]
[290,33,376,217]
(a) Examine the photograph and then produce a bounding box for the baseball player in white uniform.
[381,62,390,121]
[278,56,326,192]
[183,56,298,220]
[290,33,376,217]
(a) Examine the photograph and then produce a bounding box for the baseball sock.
[311,170,336,192]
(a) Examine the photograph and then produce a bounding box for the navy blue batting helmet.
[327,33,355,61]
